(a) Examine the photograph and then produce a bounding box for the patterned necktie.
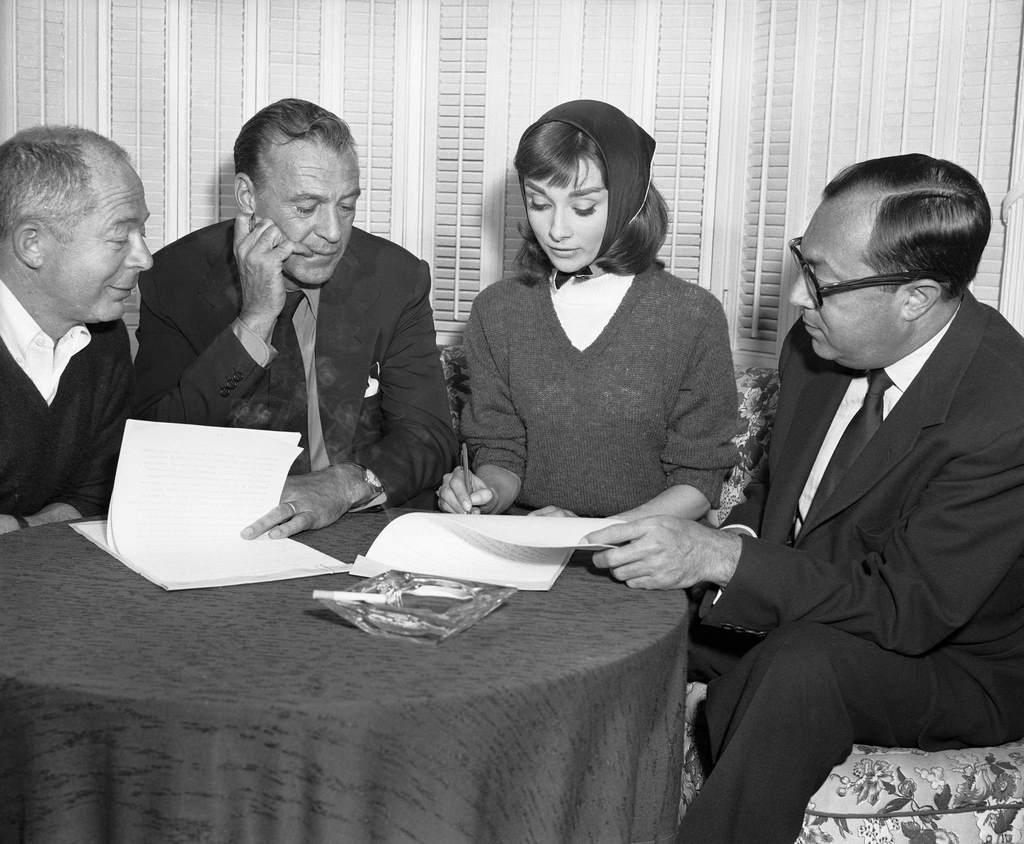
[553,264,593,289]
[268,290,310,474]
[812,368,893,508]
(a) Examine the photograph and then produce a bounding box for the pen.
[460,442,473,513]
[312,590,390,605]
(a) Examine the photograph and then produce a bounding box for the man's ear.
[11,221,47,270]
[899,278,945,322]
[235,173,257,216]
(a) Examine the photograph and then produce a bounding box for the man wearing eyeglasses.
[585,154,1024,843]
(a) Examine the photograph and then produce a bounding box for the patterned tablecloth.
[0,510,688,844]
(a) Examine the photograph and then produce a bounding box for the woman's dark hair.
[512,120,667,286]
[823,154,990,298]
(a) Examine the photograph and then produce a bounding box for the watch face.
[363,467,384,494]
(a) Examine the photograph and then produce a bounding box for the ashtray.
[313,571,516,642]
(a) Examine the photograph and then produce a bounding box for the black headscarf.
[517,100,656,258]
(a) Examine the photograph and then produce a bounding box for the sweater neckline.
[538,269,646,362]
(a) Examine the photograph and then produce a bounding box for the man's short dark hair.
[0,125,131,241]
[233,98,356,187]
[823,154,990,298]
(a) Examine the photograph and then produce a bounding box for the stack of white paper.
[72,420,350,589]
[350,512,622,590]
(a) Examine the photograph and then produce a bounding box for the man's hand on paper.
[232,213,306,343]
[241,463,371,539]
[585,516,742,591]
[527,505,578,518]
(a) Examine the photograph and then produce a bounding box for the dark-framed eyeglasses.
[788,237,951,308]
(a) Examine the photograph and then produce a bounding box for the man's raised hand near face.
[231,213,308,343]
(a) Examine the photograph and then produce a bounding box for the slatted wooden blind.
[1,0,1022,362]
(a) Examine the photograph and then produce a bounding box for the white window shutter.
[109,0,168,334]
[187,0,246,234]
[653,0,717,287]
[431,0,489,334]
[732,0,798,361]
[324,0,397,238]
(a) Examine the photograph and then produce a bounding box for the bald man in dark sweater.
[0,126,151,532]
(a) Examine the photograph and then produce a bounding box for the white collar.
[0,277,89,357]
[883,301,960,393]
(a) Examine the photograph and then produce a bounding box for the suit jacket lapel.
[798,292,985,537]
[763,366,848,542]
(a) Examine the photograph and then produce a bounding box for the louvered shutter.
[323,0,397,237]
[109,0,168,336]
[188,0,246,231]
[431,0,488,335]
[653,0,717,287]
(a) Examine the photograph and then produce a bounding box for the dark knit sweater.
[0,320,132,517]
[462,268,738,517]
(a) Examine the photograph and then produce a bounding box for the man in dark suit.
[133,99,457,538]
[585,155,1024,843]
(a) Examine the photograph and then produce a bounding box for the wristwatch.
[361,465,385,498]
[339,461,385,506]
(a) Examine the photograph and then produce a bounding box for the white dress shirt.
[0,278,91,405]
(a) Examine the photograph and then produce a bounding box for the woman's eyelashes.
[527,200,598,217]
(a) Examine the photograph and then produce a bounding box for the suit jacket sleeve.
[353,259,458,505]
[132,229,269,425]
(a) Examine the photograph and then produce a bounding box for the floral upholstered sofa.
[439,346,1024,843]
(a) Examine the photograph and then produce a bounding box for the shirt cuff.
[350,492,387,512]
[707,524,756,604]
[720,523,758,539]
[232,317,274,367]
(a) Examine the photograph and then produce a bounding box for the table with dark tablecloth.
[0,511,689,844]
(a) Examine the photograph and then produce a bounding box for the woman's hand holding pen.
[437,466,495,514]
[438,444,494,514]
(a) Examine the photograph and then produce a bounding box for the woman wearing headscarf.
[437,99,737,519]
